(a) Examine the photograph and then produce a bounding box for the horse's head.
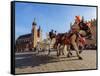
[72,16,94,40]
[49,31,56,40]
[79,22,94,40]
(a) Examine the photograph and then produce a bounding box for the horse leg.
[72,43,82,59]
[48,44,51,55]
[76,37,83,54]
[67,45,72,57]
[71,34,82,60]
[57,44,60,56]
[79,45,84,54]
[62,45,65,55]
[60,45,64,55]
[68,45,72,56]
[59,44,64,56]
[58,45,61,56]
[48,49,51,55]
[62,44,68,56]
[57,44,59,56]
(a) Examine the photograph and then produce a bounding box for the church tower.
[37,26,42,42]
[31,18,37,48]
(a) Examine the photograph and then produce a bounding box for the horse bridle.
[79,22,93,39]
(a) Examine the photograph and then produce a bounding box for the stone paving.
[15,50,97,74]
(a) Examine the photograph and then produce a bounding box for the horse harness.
[79,21,92,37]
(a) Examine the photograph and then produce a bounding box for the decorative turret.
[32,18,37,26]
[37,26,42,42]
[37,26,40,37]
[38,26,41,31]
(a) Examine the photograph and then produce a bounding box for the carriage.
[35,16,94,60]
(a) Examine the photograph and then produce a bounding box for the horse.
[48,21,93,59]
[48,32,72,57]
[67,21,93,59]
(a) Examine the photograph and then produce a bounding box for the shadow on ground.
[15,53,80,69]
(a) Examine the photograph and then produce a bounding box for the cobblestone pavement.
[15,50,97,74]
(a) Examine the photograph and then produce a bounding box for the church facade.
[15,19,42,52]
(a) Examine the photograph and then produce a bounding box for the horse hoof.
[57,54,59,57]
[67,55,70,58]
[62,53,64,55]
[67,54,70,58]
[78,57,83,60]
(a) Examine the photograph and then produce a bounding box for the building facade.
[15,19,42,52]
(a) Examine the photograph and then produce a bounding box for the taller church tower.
[31,18,37,48]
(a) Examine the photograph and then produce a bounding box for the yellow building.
[15,18,42,52]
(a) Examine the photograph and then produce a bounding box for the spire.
[32,18,37,26]
[39,26,41,29]
[38,26,41,31]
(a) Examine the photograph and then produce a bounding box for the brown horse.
[48,32,72,57]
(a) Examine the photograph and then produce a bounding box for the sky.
[15,2,97,39]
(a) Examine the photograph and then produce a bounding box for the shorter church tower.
[37,26,42,42]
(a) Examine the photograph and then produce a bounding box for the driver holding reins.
[74,16,92,38]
